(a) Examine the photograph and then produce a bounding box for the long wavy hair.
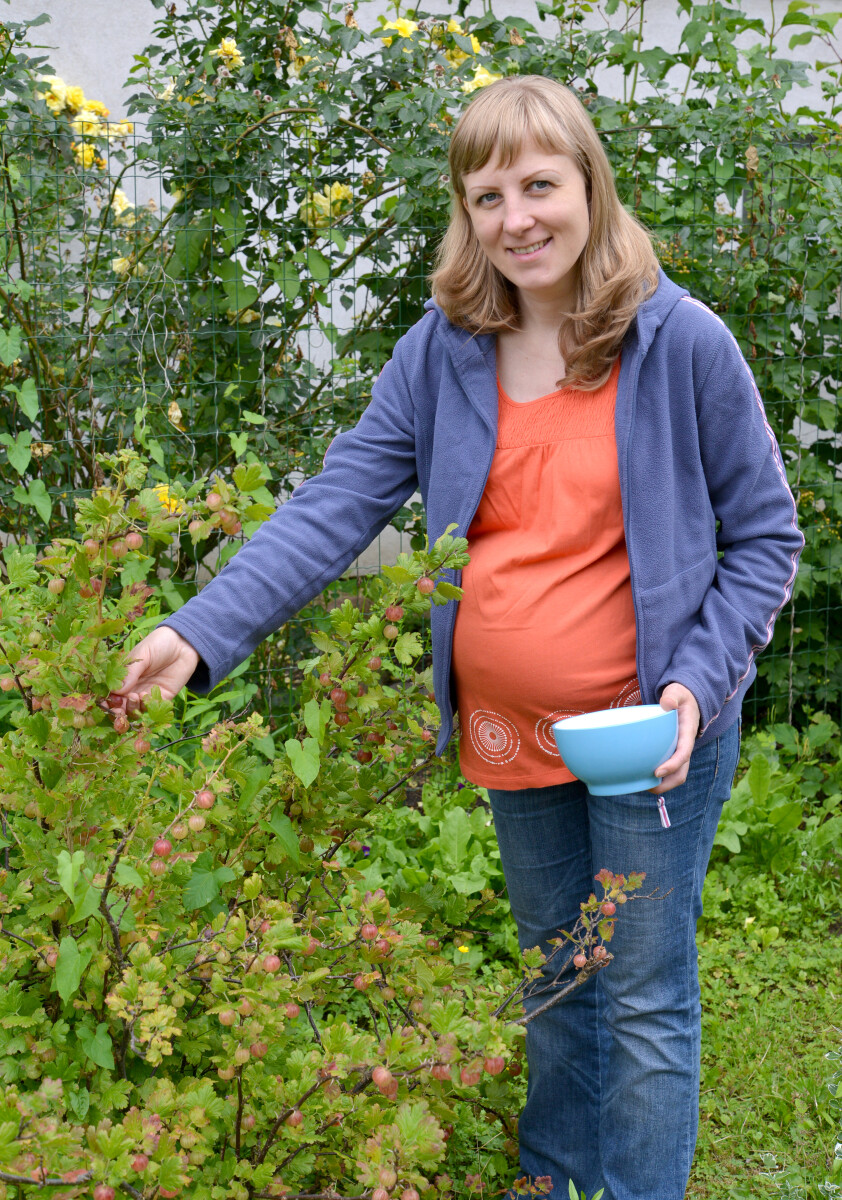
[429,75,660,390]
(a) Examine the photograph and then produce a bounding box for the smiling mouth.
[508,237,551,256]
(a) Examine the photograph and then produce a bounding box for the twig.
[252,1078,324,1166]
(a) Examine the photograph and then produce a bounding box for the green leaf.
[285,737,321,787]
[569,1181,579,1200]
[229,431,248,459]
[68,1087,90,1119]
[70,881,102,924]
[713,827,743,854]
[262,807,300,865]
[238,764,273,810]
[746,755,771,806]
[15,377,39,421]
[56,849,86,904]
[13,478,51,523]
[0,430,32,474]
[393,630,423,665]
[0,326,21,366]
[303,697,330,744]
[306,247,330,283]
[115,861,144,888]
[433,581,462,600]
[78,1021,115,1070]
[4,546,38,587]
[55,936,92,1003]
[767,801,803,835]
[183,861,237,910]
[233,462,266,493]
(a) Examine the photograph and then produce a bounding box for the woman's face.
[461,138,590,309]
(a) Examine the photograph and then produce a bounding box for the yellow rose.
[298,181,353,229]
[381,18,419,46]
[461,65,502,94]
[39,76,67,115]
[153,484,185,515]
[85,99,110,118]
[211,36,244,70]
[64,85,86,114]
[106,120,134,140]
[71,141,96,169]
[71,109,106,138]
[111,255,146,278]
[111,188,133,217]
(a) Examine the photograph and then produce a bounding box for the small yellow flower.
[71,141,96,169]
[31,442,54,459]
[106,120,134,140]
[298,181,353,230]
[111,255,146,278]
[111,188,133,217]
[64,85,86,114]
[210,36,244,70]
[227,308,261,324]
[288,38,312,77]
[158,80,176,101]
[85,99,110,118]
[71,109,107,138]
[457,945,470,953]
[381,18,419,46]
[153,484,185,515]
[461,65,502,94]
[39,75,67,115]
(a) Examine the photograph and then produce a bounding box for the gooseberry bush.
[0,451,637,1199]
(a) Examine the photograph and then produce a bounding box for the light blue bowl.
[551,705,678,796]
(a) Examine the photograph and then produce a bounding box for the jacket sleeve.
[655,318,804,734]
[159,333,423,692]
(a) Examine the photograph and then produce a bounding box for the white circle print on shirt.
[468,710,521,765]
[535,709,585,757]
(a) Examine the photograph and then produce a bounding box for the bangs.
[450,82,579,193]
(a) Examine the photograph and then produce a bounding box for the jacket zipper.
[620,340,671,828]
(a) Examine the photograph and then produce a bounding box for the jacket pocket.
[638,551,716,687]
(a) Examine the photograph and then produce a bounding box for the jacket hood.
[423,268,688,359]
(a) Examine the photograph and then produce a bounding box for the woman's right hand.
[108,627,200,714]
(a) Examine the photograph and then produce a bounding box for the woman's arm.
[654,314,804,737]
[112,332,426,708]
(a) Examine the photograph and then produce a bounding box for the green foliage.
[0,451,643,1197]
[2,0,842,712]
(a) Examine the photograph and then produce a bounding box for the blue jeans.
[487,721,740,1200]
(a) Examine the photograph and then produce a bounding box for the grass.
[689,865,842,1198]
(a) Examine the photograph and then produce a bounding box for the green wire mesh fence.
[1,113,840,731]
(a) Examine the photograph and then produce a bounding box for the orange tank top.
[451,357,640,790]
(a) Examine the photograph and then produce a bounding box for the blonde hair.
[429,75,660,390]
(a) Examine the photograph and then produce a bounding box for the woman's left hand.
[650,683,701,794]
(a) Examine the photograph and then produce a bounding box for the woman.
[112,76,802,1200]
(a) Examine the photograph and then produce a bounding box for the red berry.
[356,749,373,764]
[367,730,385,744]
[134,736,151,755]
[218,1009,237,1027]
[402,1190,420,1200]
[263,954,282,973]
[425,937,440,951]
[242,1113,256,1130]
[374,938,390,956]
[353,974,369,991]
[483,1056,505,1076]
[113,714,129,734]
[188,813,206,832]
[372,1190,390,1200]
[372,1065,393,1093]
[460,1063,482,1087]
[47,577,65,595]
[383,624,399,640]
[319,672,332,687]
[150,858,167,876]
[126,531,144,551]
[300,936,320,956]
[593,945,608,961]
[330,687,348,707]
[360,923,378,941]
[206,491,223,511]
[379,1169,398,1189]
[153,837,172,859]
[250,1041,269,1058]
[416,576,435,594]
[600,900,616,916]
[285,1109,303,1127]
[573,953,587,969]
[334,711,350,725]
[93,1188,115,1200]
[432,1063,450,1081]
[284,1002,300,1019]
[110,539,128,559]
[45,950,58,969]
[131,1155,149,1173]
[240,999,254,1016]
[195,789,215,809]
[367,656,382,670]
[385,605,404,621]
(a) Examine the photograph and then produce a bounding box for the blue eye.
[531,180,552,191]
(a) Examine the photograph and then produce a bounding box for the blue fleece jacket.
[162,270,803,754]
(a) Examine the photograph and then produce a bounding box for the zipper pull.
[657,796,671,829]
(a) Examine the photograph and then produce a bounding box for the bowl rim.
[552,704,676,733]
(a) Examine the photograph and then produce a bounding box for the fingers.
[650,682,701,795]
